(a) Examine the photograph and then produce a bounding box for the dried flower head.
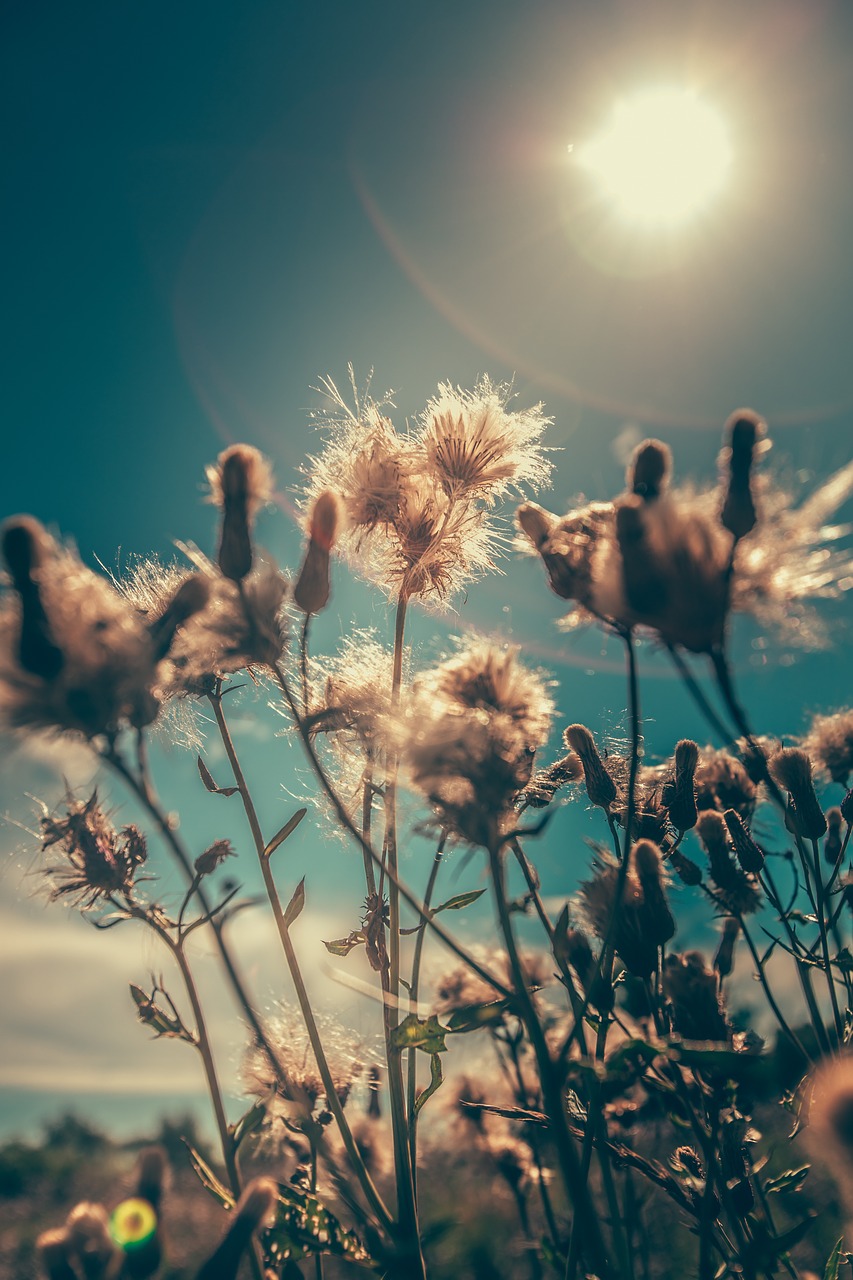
[714,917,740,978]
[520,418,853,652]
[206,444,274,582]
[695,747,757,821]
[769,746,827,840]
[723,809,765,874]
[0,518,197,738]
[661,738,700,832]
[402,641,553,844]
[803,708,853,786]
[419,378,552,503]
[241,1007,361,1135]
[293,490,341,615]
[578,846,674,978]
[307,376,550,604]
[663,951,729,1041]
[695,810,761,914]
[564,724,616,810]
[40,792,147,911]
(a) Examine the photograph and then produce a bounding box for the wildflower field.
[2,374,853,1280]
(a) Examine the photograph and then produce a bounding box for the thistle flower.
[695,747,757,820]
[825,807,844,865]
[661,739,699,832]
[293,490,341,615]
[194,838,235,878]
[0,518,199,738]
[306,377,550,604]
[520,418,853,652]
[695,810,761,914]
[803,708,853,785]
[241,1007,361,1135]
[520,751,583,808]
[714,917,740,979]
[206,444,274,582]
[419,378,552,503]
[663,952,729,1041]
[564,724,616,810]
[40,792,147,911]
[578,847,673,978]
[720,409,766,540]
[401,641,553,844]
[124,552,289,698]
[723,809,765,874]
[769,746,827,840]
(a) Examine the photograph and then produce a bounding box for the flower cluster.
[305,376,552,602]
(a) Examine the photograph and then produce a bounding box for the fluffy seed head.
[663,952,728,1041]
[803,709,853,786]
[770,747,827,839]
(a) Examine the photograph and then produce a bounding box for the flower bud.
[293,493,340,615]
[194,839,235,878]
[825,807,844,865]
[1,515,64,679]
[723,809,765,874]
[663,739,699,831]
[669,850,703,886]
[627,438,672,501]
[148,575,210,661]
[209,445,273,583]
[634,839,676,946]
[564,724,616,810]
[615,496,668,615]
[516,502,555,550]
[714,917,739,978]
[770,748,827,840]
[720,409,766,540]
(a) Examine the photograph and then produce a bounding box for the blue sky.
[2,0,853,1140]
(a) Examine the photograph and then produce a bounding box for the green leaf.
[823,1237,845,1280]
[445,998,513,1033]
[432,889,486,914]
[765,1165,810,1195]
[229,1098,267,1150]
[184,1142,234,1209]
[323,931,365,957]
[283,877,305,928]
[414,1053,444,1115]
[264,809,307,859]
[391,1013,449,1054]
[265,1183,373,1265]
[196,756,238,797]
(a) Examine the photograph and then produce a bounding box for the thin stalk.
[806,835,844,1044]
[761,860,831,1055]
[487,835,612,1280]
[407,837,446,1181]
[104,746,293,1098]
[269,658,512,998]
[207,692,395,1236]
[361,771,377,897]
[300,615,311,715]
[666,644,732,745]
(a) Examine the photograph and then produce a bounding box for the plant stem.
[407,837,445,1183]
[487,836,612,1280]
[104,745,293,1098]
[207,691,395,1236]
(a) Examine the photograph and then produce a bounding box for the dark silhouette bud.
[627,438,672,500]
[564,724,616,810]
[714,917,739,978]
[723,809,765,873]
[720,409,766,540]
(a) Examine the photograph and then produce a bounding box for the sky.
[2,0,853,1141]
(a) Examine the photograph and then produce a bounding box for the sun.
[577,87,732,228]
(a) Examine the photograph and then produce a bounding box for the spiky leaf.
[391,1013,448,1054]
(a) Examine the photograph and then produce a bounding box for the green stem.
[488,835,612,1280]
[207,692,394,1236]
[104,746,293,1098]
[407,837,446,1184]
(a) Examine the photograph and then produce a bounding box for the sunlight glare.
[578,87,732,228]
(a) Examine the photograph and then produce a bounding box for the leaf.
[323,931,366,957]
[264,1183,372,1265]
[445,998,513,1033]
[765,1165,810,1195]
[184,1141,234,1209]
[230,1098,267,1150]
[432,889,486,914]
[283,878,306,928]
[391,1013,449,1054]
[414,1053,444,1115]
[823,1237,845,1280]
[196,756,238,797]
[264,808,307,859]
